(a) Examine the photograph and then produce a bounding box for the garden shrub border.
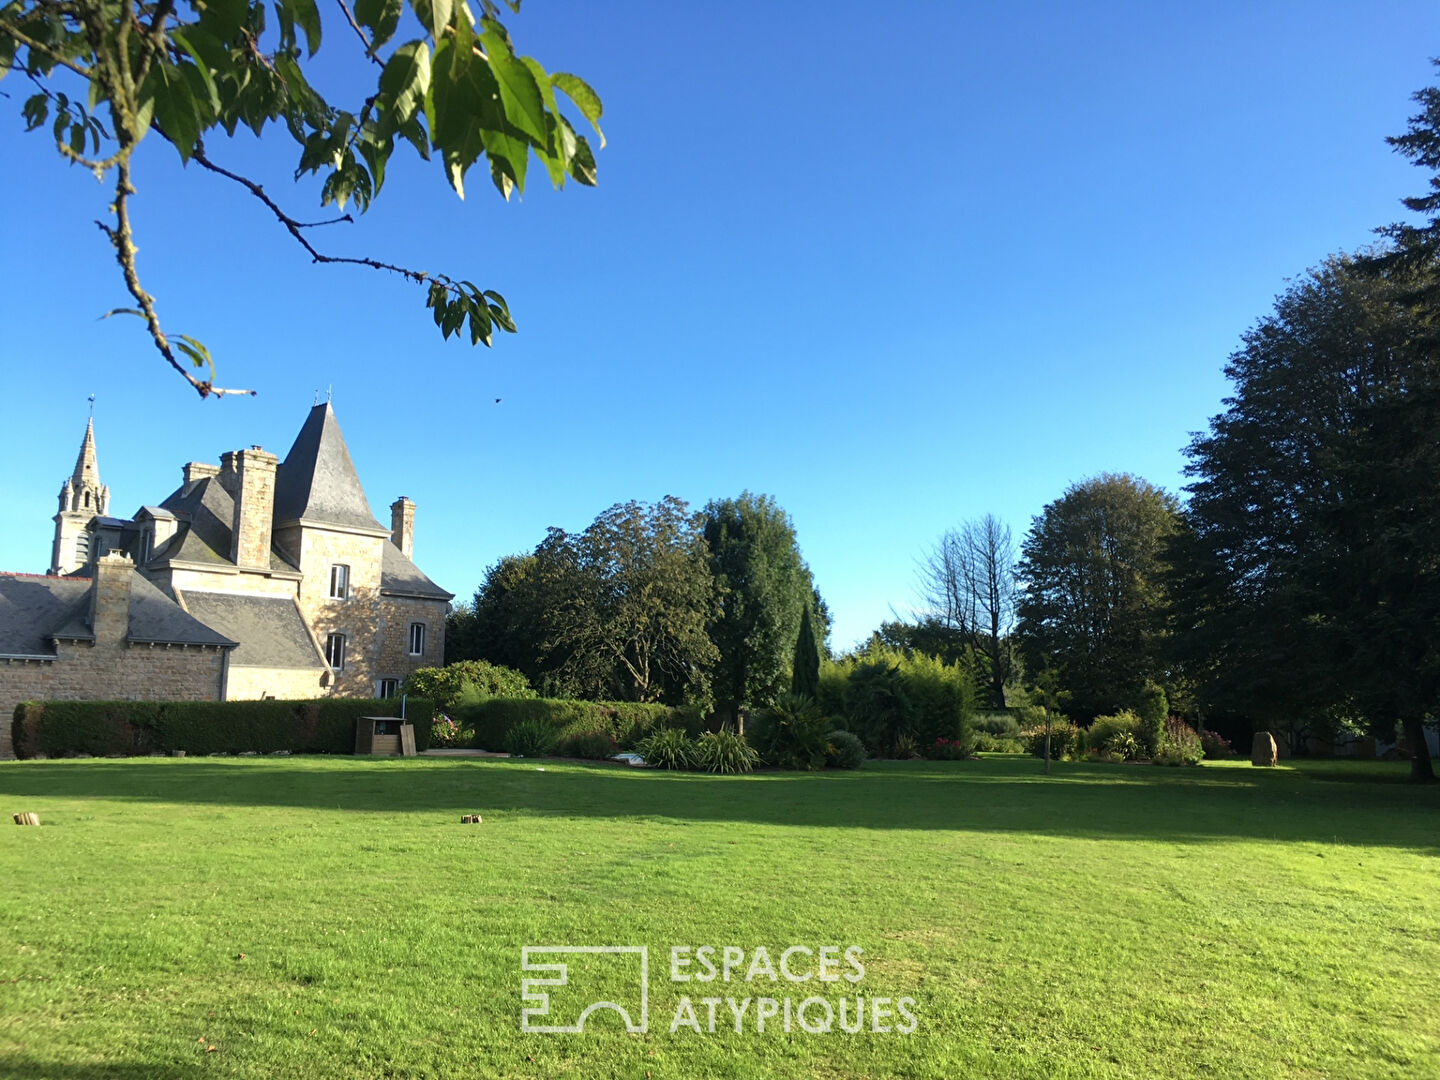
[11,697,435,758]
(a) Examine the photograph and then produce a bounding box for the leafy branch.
[0,0,602,397]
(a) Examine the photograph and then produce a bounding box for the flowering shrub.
[429,713,473,748]
[1154,717,1205,766]
[1200,730,1235,759]
[924,736,969,761]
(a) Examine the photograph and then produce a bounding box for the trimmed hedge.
[451,697,704,753]
[10,697,435,758]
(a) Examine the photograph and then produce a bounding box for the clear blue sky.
[2,3,1438,651]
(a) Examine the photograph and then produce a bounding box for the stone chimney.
[390,497,415,560]
[89,552,134,646]
[184,461,221,487]
[225,447,279,569]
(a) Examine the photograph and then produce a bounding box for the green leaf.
[411,0,453,39]
[567,124,596,186]
[287,0,323,55]
[175,335,216,381]
[22,94,49,132]
[552,71,604,146]
[146,64,202,161]
[482,36,547,146]
[355,0,404,49]
[196,0,250,40]
[170,29,222,114]
[100,308,146,320]
[379,40,431,130]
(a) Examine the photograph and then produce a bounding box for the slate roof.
[0,575,90,656]
[381,542,454,601]
[154,475,296,573]
[0,572,235,656]
[177,591,323,669]
[272,403,389,533]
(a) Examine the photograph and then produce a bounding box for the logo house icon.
[520,946,649,1034]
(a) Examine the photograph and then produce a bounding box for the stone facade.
[0,405,452,757]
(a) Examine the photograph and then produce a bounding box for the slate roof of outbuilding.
[0,575,89,655]
[0,571,235,655]
[177,591,322,669]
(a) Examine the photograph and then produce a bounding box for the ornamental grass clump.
[693,730,760,774]
[635,727,696,770]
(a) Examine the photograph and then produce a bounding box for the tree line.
[900,70,1440,783]
[446,492,828,722]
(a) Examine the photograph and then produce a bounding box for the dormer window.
[329,564,350,599]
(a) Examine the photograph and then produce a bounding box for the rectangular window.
[408,622,426,656]
[329,564,350,599]
[378,678,399,699]
[325,633,346,671]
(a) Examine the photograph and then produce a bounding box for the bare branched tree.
[919,514,1018,708]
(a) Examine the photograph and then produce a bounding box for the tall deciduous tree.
[701,493,826,719]
[1017,474,1180,722]
[1,0,602,395]
[918,514,1018,708]
[1178,254,1437,781]
[549,497,718,705]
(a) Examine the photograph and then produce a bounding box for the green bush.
[825,729,866,769]
[1154,717,1205,766]
[974,712,1022,739]
[635,727,696,770]
[1022,713,1082,760]
[555,730,618,760]
[11,697,435,758]
[693,729,759,774]
[402,660,535,709]
[1088,710,1144,759]
[1136,682,1168,755]
[747,692,831,770]
[504,717,557,757]
[429,713,473,748]
[972,732,1025,754]
[1103,730,1141,762]
[456,697,701,753]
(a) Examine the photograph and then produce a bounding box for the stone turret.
[50,416,110,575]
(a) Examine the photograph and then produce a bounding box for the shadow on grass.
[0,755,1435,853]
[0,1057,193,1079]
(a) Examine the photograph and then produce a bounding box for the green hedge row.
[10,698,435,758]
[450,697,704,752]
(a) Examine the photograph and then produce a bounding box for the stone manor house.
[0,403,452,757]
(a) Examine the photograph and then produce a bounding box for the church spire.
[71,416,101,491]
[51,410,110,573]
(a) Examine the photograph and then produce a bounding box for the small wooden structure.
[355,717,416,757]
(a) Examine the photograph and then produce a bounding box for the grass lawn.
[0,754,1437,1079]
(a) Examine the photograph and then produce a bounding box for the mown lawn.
[0,754,1436,1079]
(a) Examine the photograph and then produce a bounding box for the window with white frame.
[408,622,426,656]
[329,564,350,599]
[378,678,399,699]
[325,633,346,671]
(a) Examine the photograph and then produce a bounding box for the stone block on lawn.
[1251,731,1278,767]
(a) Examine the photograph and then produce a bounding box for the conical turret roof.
[272,403,388,533]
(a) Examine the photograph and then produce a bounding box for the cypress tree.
[791,604,820,699]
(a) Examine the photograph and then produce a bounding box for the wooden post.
[1044,709,1052,776]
